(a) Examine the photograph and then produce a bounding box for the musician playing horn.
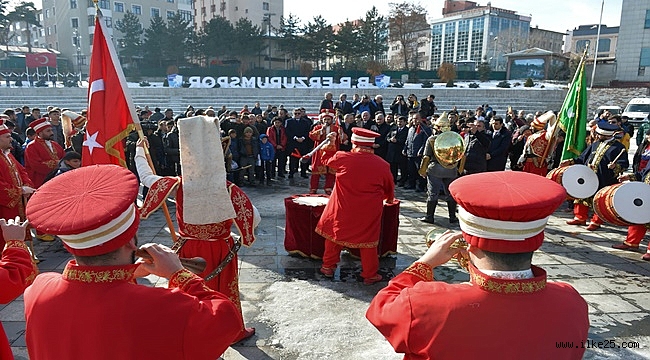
[366,172,589,360]
[24,164,243,359]
[308,109,342,194]
[561,121,629,231]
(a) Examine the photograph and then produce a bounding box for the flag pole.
[540,49,588,162]
[93,1,178,242]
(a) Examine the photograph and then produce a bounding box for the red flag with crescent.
[25,53,57,68]
[82,10,137,167]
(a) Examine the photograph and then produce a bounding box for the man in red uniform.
[611,161,650,260]
[316,127,394,285]
[0,124,35,248]
[517,111,555,176]
[24,117,64,188]
[308,109,342,194]
[0,217,38,360]
[135,115,259,343]
[367,172,589,360]
[24,165,242,360]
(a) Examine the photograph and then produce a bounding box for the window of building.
[132,4,142,15]
[46,27,51,36]
[114,2,124,12]
[88,15,95,25]
[210,4,215,12]
[89,33,94,45]
[178,0,192,5]
[235,6,238,11]
[201,6,205,14]
[53,25,57,33]
[70,0,77,9]
[263,2,269,10]
[167,0,174,3]
[52,7,55,16]
[645,10,650,28]
[39,28,44,37]
[167,10,175,18]
[597,38,611,53]
[45,9,49,18]
[639,67,646,76]
[178,9,192,21]
[71,18,79,28]
[151,7,160,17]
[98,0,109,10]
[575,39,589,53]
[640,48,650,67]
[72,35,80,47]
[105,16,112,28]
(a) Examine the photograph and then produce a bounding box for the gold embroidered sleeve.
[4,240,30,252]
[403,262,434,282]
[168,268,203,291]
[4,186,22,208]
[45,159,58,169]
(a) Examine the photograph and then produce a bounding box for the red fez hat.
[351,127,379,147]
[319,109,335,121]
[30,117,51,133]
[26,165,140,256]
[449,172,566,253]
[0,124,10,136]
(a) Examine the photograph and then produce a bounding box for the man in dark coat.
[335,93,354,115]
[486,116,512,171]
[462,118,491,175]
[386,116,409,185]
[285,108,312,178]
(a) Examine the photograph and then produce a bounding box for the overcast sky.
[283,0,623,34]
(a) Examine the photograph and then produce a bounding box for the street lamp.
[264,13,275,71]
[493,36,499,71]
[73,28,82,82]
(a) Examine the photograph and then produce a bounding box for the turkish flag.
[25,53,57,68]
[82,12,137,167]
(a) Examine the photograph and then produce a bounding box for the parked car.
[622,98,650,124]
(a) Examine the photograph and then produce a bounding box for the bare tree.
[388,1,429,71]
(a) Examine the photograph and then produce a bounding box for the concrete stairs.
[0,87,568,118]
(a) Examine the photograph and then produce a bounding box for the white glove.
[0,216,29,241]
[22,186,36,194]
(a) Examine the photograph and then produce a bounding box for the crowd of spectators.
[3,92,638,195]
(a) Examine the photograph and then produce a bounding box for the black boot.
[448,201,458,223]
[419,201,436,224]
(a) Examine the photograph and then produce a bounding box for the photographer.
[390,95,409,117]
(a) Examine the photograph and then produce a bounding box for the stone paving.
[5,175,650,359]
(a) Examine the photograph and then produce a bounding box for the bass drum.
[593,182,650,226]
[546,165,598,200]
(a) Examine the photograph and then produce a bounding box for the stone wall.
[588,87,650,111]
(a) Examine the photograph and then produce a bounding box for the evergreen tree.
[302,15,332,70]
[332,21,361,67]
[200,16,235,62]
[231,17,265,74]
[115,11,142,66]
[165,13,193,67]
[360,6,388,62]
[278,14,303,68]
[143,16,167,68]
[9,1,39,52]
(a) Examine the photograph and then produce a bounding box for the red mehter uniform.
[25,164,242,359]
[25,263,241,360]
[0,149,33,248]
[136,147,258,341]
[366,262,589,360]
[519,112,555,177]
[24,119,65,188]
[0,240,37,360]
[316,128,394,282]
[367,172,589,359]
[308,110,341,194]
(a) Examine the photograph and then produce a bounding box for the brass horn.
[433,131,465,169]
[425,229,470,271]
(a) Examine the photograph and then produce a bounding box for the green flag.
[558,59,588,161]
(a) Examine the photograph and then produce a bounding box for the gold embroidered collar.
[469,263,546,294]
[63,261,138,284]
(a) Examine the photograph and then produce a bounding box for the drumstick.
[608,149,626,167]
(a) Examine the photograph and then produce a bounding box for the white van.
[621,98,650,124]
